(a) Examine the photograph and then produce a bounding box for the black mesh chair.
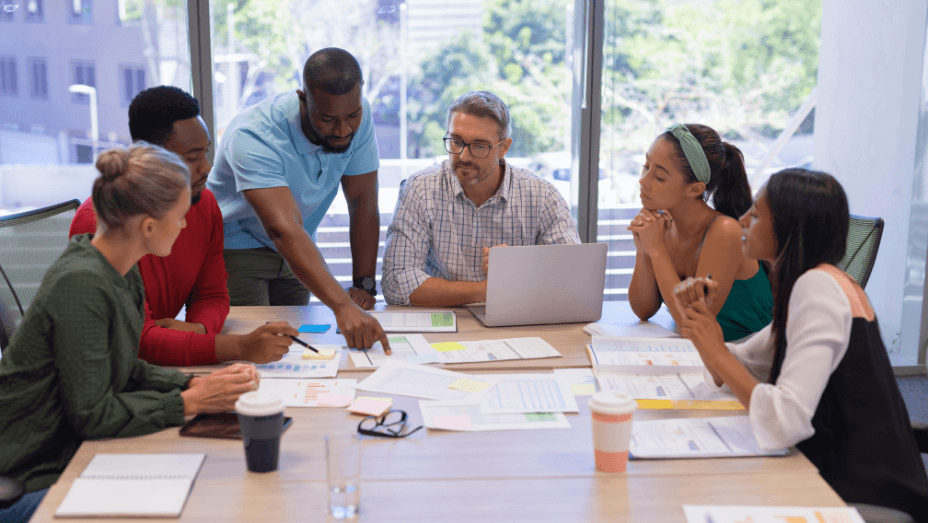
[0,200,80,352]
[838,214,884,289]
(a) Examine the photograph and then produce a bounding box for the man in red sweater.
[69,86,297,366]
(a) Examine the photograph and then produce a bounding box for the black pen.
[266,321,319,353]
[288,335,320,354]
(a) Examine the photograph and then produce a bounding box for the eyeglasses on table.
[357,409,423,439]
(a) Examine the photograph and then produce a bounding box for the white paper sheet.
[258,378,357,407]
[584,321,678,338]
[590,336,705,372]
[55,454,205,518]
[436,337,562,364]
[346,334,438,368]
[596,372,738,402]
[419,400,571,431]
[369,310,457,332]
[475,374,579,413]
[682,505,865,523]
[629,416,788,458]
[355,360,482,400]
[254,344,342,378]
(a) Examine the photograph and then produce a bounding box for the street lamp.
[68,84,98,163]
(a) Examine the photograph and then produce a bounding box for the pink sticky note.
[347,397,393,416]
[316,392,353,407]
[431,414,473,431]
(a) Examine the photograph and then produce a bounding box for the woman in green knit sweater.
[0,144,262,523]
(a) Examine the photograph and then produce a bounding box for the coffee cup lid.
[235,391,285,417]
[589,391,637,415]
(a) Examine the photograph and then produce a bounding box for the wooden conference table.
[30,302,845,522]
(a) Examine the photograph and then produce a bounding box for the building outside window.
[25,0,43,22]
[0,0,14,22]
[70,60,95,103]
[117,0,141,25]
[68,0,91,24]
[28,57,47,99]
[119,64,146,106]
[0,57,17,96]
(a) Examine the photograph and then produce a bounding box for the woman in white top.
[674,168,928,521]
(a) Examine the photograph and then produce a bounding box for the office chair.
[0,200,81,352]
[838,214,884,289]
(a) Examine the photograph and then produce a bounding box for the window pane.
[0,0,190,213]
[214,0,579,302]
[597,0,821,301]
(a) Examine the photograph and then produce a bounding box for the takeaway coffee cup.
[235,390,286,473]
[589,391,636,473]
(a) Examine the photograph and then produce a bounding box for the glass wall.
[212,0,579,300]
[0,0,191,213]
[596,0,821,300]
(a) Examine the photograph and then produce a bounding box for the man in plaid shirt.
[382,91,580,307]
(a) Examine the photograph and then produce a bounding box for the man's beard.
[319,132,356,154]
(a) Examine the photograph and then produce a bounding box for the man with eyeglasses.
[381,91,580,307]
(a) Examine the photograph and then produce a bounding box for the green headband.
[667,124,711,184]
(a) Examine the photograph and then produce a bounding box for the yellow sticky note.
[432,342,466,352]
[571,383,597,396]
[347,396,393,416]
[302,347,336,360]
[449,378,490,393]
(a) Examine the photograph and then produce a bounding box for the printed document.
[419,400,570,431]
[255,344,342,378]
[369,310,457,332]
[476,374,579,413]
[355,360,481,401]
[629,416,788,458]
[435,337,561,364]
[347,334,437,368]
[683,505,865,523]
[258,378,356,407]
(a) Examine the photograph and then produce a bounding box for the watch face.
[356,276,376,294]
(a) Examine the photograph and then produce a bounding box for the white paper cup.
[589,392,636,473]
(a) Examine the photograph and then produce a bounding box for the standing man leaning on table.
[381,91,580,307]
[208,47,390,352]
[69,86,297,366]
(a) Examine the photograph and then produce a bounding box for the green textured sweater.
[0,234,188,492]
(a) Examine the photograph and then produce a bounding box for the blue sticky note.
[299,324,331,333]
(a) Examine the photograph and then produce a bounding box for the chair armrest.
[0,476,24,509]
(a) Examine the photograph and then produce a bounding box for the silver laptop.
[467,243,607,327]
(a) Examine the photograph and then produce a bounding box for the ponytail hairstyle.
[91,142,190,231]
[765,168,849,383]
[661,124,753,219]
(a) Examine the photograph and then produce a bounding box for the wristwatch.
[352,275,377,297]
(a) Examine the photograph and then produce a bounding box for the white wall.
[814,0,928,365]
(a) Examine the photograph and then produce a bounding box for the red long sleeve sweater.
[68,189,230,365]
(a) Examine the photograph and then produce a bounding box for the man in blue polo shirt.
[208,47,389,351]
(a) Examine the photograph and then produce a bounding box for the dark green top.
[0,234,188,492]
[716,263,773,341]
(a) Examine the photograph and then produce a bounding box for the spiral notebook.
[55,453,206,518]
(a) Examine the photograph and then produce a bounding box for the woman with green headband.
[628,123,772,341]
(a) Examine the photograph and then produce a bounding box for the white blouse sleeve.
[743,270,853,450]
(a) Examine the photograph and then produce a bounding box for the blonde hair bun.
[95,149,131,182]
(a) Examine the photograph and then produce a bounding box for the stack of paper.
[588,336,743,410]
[629,416,787,458]
[369,310,458,332]
[682,505,865,523]
[356,361,575,432]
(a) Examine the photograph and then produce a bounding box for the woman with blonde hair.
[0,144,261,523]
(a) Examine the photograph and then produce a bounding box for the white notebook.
[55,453,206,518]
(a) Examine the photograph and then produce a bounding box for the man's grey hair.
[446,91,511,140]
